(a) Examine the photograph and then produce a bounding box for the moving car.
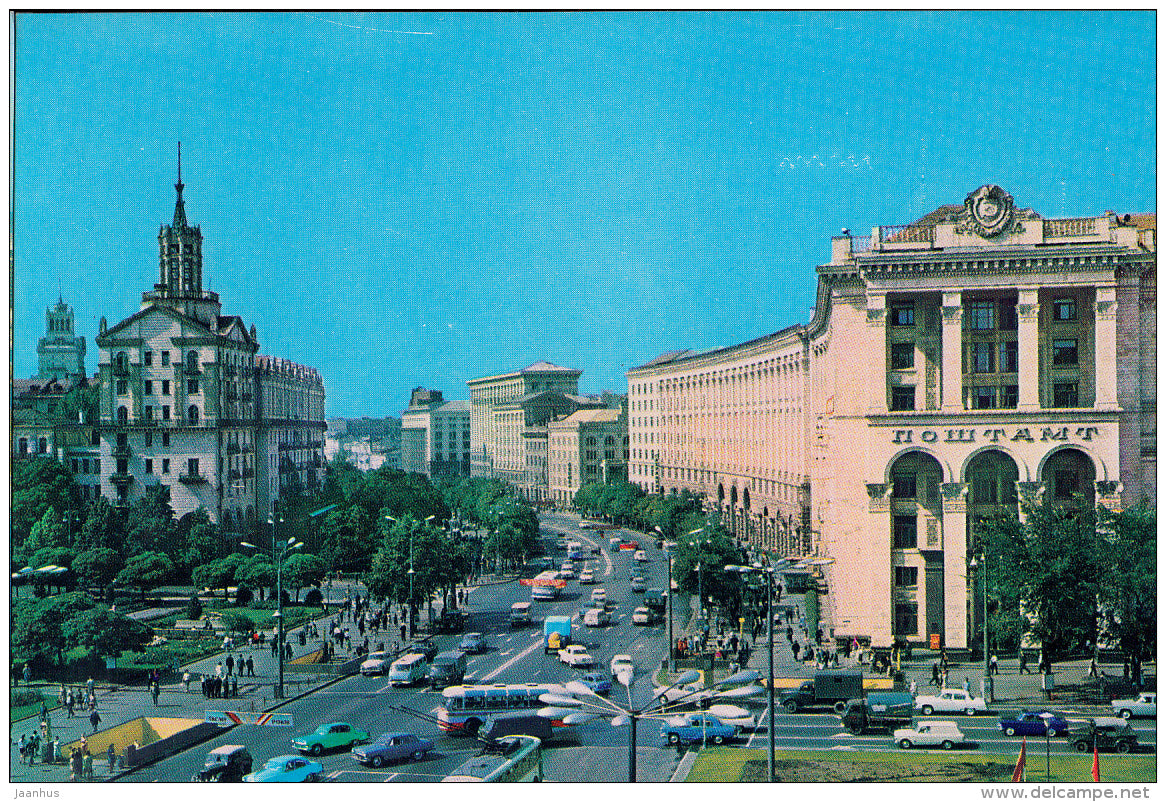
[706,704,756,730]
[558,563,576,580]
[590,588,607,606]
[583,608,610,627]
[610,654,634,680]
[388,653,429,686]
[509,602,532,627]
[1112,692,1157,719]
[360,650,392,676]
[351,732,434,767]
[193,745,253,782]
[998,710,1069,737]
[242,755,324,783]
[429,651,468,690]
[631,606,655,625]
[459,632,487,654]
[630,576,647,592]
[894,720,966,750]
[660,713,738,746]
[578,671,612,695]
[914,689,988,716]
[578,567,596,584]
[409,640,440,662]
[653,683,703,704]
[437,610,467,633]
[633,550,649,563]
[609,536,622,549]
[291,722,370,755]
[1068,718,1138,753]
[558,644,597,667]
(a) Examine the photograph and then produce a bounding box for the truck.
[839,691,915,734]
[643,588,667,612]
[779,670,864,713]
[543,615,572,654]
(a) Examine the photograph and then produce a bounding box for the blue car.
[578,671,612,696]
[242,755,324,783]
[660,713,738,746]
[458,632,487,654]
[998,711,1069,737]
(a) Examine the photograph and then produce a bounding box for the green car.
[291,722,370,755]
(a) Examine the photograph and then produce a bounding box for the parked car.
[998,710,1069,737]
[558,644,597,668]
[610,654,634,680]
[894,720,966,750]
[583,608,610,627]
[193,745,253,782]
[360,650,393,676]
[578,568,596,584]
[436,610,467,633]
[578,671,612,696]
[660,713,738,746]
[1112,692,1157,719]
[459,632,487,654]
[914,689,988,716]
[352,732,434,767]
[408,640,439,662]
[291,722,370,755]
[633,550,649,563]
[630,576,647,592]
[1068,718,1139,753]
[558,563,576,580]
[653,683,704,704]
[242,755,324,783]
[631,606,655,625]
[508,602,532,627]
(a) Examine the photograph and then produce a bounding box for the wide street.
[109,512,1155,782]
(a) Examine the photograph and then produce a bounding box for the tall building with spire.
[92,147,326,531]
[36,295,86,382]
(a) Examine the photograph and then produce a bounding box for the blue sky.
[13,12,1155,418]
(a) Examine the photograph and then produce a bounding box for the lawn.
[687,747,1157,783]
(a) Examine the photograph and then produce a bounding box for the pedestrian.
[71,746,83,781]
[39,700,48,723]
[66,689,75,717]
[931,662,941,687]
[272,637,279,657]
[26,733,37,765]
[227,654,235,675]
[1018,651,1030,674]
[231,675,238,697]
[86,676,95,698]
[215,661,223,679]
[182,670,191,692]
[909,678,918,696]
[89,709,101,732]
[729,633,739,653]
[201,676,209,697]
[1088,657,1098,678]
[107,742,116,774]
[151,681,160,706]
[83,749,93,780]
[246,655,255,676]
[941,668,949,688]
[792,641,800,660]
[400,623,407,641]
[990,653,999,676]
[962,675,970,694]
[23,664,31,684]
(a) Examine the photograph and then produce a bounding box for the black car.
[436,610,467,633]
[1067,718,1139,754]
[408,639,440,662]
[193,745,253,782]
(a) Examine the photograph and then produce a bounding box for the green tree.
[63,608,150,660]
[671,522,745,620]
[76,496,125,553]
[218,610,255,636]
[236,554,275,601]
[281,552,326,601]
[174,509,222,573]
[1098,505,1156,663]
[115,551,175,602]
[192,555,245,601]
[24,508,69,556]
[72,547,124,594]
[12,592,97,668]
[124,486,177,556]
[318,505,376,574]
[11,458,81,543]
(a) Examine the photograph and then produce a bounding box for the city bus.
[526,570,565,601]
[435,683,568,734]
[441,734,543,782]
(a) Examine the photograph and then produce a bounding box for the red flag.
[1012,737,1027,782]
[1091,744,1100,782]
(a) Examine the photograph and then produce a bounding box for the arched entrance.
[1041,448,1096,507]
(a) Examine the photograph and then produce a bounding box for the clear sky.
[12,11,1155,418]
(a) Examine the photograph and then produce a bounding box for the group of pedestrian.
[200,671,237,698]
[68,743,94,781]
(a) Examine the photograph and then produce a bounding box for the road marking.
[383,773,399,782]
[328,770,342,778]
[480,637,543,682]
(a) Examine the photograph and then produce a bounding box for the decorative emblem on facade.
[956,184,1023,238]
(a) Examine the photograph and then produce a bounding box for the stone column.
[866,482,894,647]
[1094,286,1118,408]
[867,294,887,413]
[1095,480,1123,513]
[941,291,964,411]
[1017,289,1041,410]
[940,482,969,650]
[1016,481,1045,523]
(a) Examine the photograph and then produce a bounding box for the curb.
[669,748,698,782]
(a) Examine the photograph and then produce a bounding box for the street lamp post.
[971,551,993,703]
[688,527,710,624]
[242,514,302,699]
[655,527,675,673]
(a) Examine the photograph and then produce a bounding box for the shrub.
[303,588,323,607]
[219,610,255,635]
[186,594,203,621]
[11,688,43,707]
[234,586,254,606]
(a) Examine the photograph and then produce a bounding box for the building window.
[969,342,995,373]
[1052,339,1078,366]
[893,515,917,549]
[93,458,100,473]
[971,386,997,410]
[894,603,918,635]
[161,350,170,366]
[187,379,199,394]
[1000,341,1018,373]
[18,438,27,454]
[145,458,154,474]
[117,406,129,424]
[117,380,128,395]
[144,351,153,366]
[161,432,170,447]
[890,302,915,327]
[1053,382,1079,408]
[144,380,153,395]
[972,474,997,504]
[1000,385,1019,409]
[145,431,152,447]
[894,566,918,587]
[1054,298,1078,321]
[892,474,917,499]
[162,379,170,395]
[890,343,914,370]
[162,405,171,420]
[144,406,154,421]
[965,300,996,330]
[162,458,170,474]
[187,458,200,477]
[186,351,199,372]
[1053,469,1079,499]
[890,386,915,411]
[999,298,1018,330]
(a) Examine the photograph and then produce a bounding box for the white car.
[915,689,988,716]
[894,720,966,750]
[653,683,709,704]
[631,606,654,625]
[583,608,610,627]
[558,563,576,580]
[610,654,634,679]
[633,550,649,562]
[590,588,607,606]
[578,568,596,584]
[558,645,597,668]
[359,651,392,676]
[706,704,756,730]
[1112,692,1157,719]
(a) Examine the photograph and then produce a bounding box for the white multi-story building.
[400,388,471,479]
[547,408,629,505]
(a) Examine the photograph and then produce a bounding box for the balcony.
[112,444,131,459]
[229,469,241,480]
[226,443,240,454]
[242,468,254,478]
[110,472,133,486]
[183,364,202,376]
[179,472,208,484]
[112,362,130,376]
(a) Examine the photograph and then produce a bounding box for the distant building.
[37,296,87,382]
[325,416,401,471]
[400,387,471,479]
[548,407,629,505]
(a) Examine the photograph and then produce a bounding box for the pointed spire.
[173,141,188,228]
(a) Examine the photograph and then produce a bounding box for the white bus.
[441,735,543,782]
[435,683,568,735]
[529,570,564,601]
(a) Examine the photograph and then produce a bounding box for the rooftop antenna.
[177,141,183,190]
